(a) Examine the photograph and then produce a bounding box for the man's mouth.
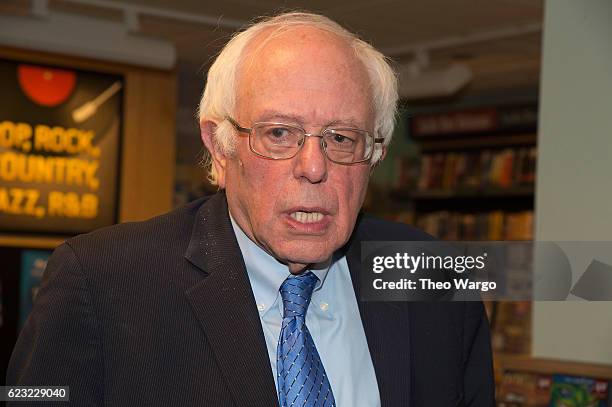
[290,211,325,223]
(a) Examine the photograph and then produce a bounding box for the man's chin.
[273,245,335,270]
[282,254,332,267]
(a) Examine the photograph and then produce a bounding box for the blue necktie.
[277,272,336,407]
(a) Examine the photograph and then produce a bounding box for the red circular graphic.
[17,64,76,107]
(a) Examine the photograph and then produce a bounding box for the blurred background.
[0,1,611,405]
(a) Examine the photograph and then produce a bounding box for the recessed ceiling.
[1,0,544,98]
[4,0,541,62]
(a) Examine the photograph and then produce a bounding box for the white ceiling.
[2,1,543,71]
[1,0,544,100]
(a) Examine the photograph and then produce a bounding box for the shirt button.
[257,303,266,311]
[319,302,329,311]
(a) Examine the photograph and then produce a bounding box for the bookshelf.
[368,102,545,403]
[366,101,612,404]
[406,105,539,397]
[496,355,612,380]
[388,103,538,242]
[408,185,535,199]
[419,133,536,152]
[495,355,612,406]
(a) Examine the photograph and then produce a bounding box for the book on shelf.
[497,371,611,407]
[415,210,534,241]
[549,374,609,407]
[416,147,537,192]
[491,302,532,355]
[392,155,420,191]
[497,371,552,407]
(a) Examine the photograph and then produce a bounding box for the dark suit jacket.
[7,192,495,406]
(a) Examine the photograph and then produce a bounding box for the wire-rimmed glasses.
[226,116,383,164]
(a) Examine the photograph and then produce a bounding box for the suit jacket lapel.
[183,192,279,407]
[344,217,412,406]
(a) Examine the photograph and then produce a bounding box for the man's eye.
[333,134,350,143]
[261,126,296,146]
[329,132,356,145]
[270,127,290,138]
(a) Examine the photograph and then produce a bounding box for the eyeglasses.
[226,116,384,164]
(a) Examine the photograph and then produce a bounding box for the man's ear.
[200,120,227,188]
[370,145,387,173]
[379,145,387,162]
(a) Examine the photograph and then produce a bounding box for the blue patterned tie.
[277,272,336,407]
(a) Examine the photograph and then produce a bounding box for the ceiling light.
[0,11,176,69]
[397,63,474,100]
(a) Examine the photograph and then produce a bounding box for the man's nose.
[292,136,328,183]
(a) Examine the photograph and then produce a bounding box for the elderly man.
[8,12,494,407]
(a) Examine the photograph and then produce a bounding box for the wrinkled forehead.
[236,25,371,94]
[233,25,374,128]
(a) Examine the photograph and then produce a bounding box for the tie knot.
[279,271,319,318]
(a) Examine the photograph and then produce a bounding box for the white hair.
[198,12,398,185]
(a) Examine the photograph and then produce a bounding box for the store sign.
[0,59,123,234]
[410,104,538,138]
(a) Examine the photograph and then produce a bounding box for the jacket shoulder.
[63,197,208,265]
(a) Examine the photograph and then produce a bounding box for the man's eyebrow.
[255,111,365,128]
[327,118,366,128]
[255,111,306,124]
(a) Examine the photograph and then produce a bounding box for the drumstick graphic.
[72,81,122,123]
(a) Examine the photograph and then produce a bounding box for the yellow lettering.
[0,188,9,212]
[80,131,94,153]
[47,191,64,216]
[31,155,55,184]
[0,121,14,147]
[65,160,83,186]
[34,124,51,151]
[0,121,33,152]
[9,188,24,213]
[54,158,66,183]
[85,161,99,190]
[64,192,80,217]
[81,193,98,218]
[0,187,40,216]
[0,152,100,189]
[46,191,99,218]
[23,189,39,215]
[49,127,65,153]
[0,151,18,181]
[34,125,97,155]
[65,128,79,154]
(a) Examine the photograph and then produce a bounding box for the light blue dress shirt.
[230,215,381,407]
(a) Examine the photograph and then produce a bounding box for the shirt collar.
[229,212,332,311]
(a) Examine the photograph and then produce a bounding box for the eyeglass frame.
[225,116,384,165]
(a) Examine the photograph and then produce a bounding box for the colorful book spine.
[416,147,537,191]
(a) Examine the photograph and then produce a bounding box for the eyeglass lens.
[251,123,372,163]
